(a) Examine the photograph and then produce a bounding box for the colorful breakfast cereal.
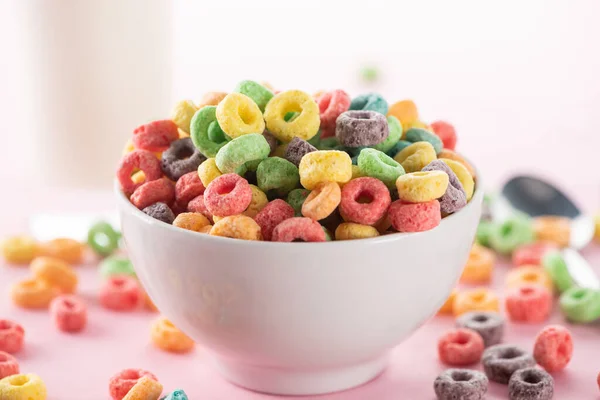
[433,369,488,400]
[482,344,536,384]
[455,311,504,347]
[508,368,553,400]
[437,328,485,366]
[533,325,573,372]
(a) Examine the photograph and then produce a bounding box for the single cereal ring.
[302,181,341,221]
[482,345,536,384]
[505,285,552,323]
[373,116,402,153]
[394,141,437,173]
[438,289,458,315]
[150,317,194,353]
[0,320,24,354]
[190,106,229,158]
[541,251,575,293]
[132,120,179,152]
[336,110,389,147]
[242,184,268,218]
[532,216,570,248]
[187,195,213,223]
[170,100,198,133]
[422,159,467,214]
[388,200,441,232]
[264,90,320,142]
[460,244,496,284]
[508,368,554,400]
[284,137,317,167]
[31,256,78,294]
[215,133,270,174]
[405,127,443,154]
[122,375,163,400]
[0,373,47,400]
[533,325,573,372]
[99,256,136,279]
[299,150,352,190]
[254,199,295,241]
[438,149,476,177]
[357,148,405,188]
[234,80,273,111]
[286,188,310,216]
[476,220,495,247]
[453,288,499,316]
[210,215,262,241]
[433,369,488,400]
[0,351,19,379]
[396,171,449,203]
[438,328,485,366]
[197,158,222,187]
[488,217,535,255]
[512,242,558,267]
[174,171,205,206]
[162,389,188,400]
[559,287,600,323]
[142,202,175,224]
[271,217,326,242]
[173,213,211,232]
[431,121,457,150]
[87,221,120,257]
[10,278,59,309]
[387,99,419,130]
[339,177,391,225]
[456,311,504,347]
[216,93,265,139]
[197,91,227,108]
[161,138,206,181]
[439,158,474,201]
[316,89,351,138]
[204,174,252,217]
[1,236,39,265]
[130,178,175,210]
[349,92,388,115]
[256,157,300,196]
[39,238,84,265]
[99,275,143,311]
[109,369,158,400]
[49,295,87,333]
[117,150,163,194]
[505,266,553,292]
[335,223,379,240]
[385,139,412,159]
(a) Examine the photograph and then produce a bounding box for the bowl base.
[210,354,389,396]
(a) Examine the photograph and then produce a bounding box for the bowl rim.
[115,179,483,248]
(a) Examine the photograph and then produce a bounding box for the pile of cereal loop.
[117,81,476,241]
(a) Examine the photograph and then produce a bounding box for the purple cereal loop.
[433,369,488,400]
[508,368,554,400]
[482,344,536,384]
[456,311,504,347]
[142,202,175,224]
[161,138,206,181]
[423,159,467,214]
[335,110,389,147]
[284,137,317,167]
[263,130,279,154]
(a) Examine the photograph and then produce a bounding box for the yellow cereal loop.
[199,225,213,234]
[171,100,198,133]
[263,90,320,142]
[123,139,136,155]
[394,142,437,173]
[173,213,211,232]
[197,158,222,187]
[122,376,163,400]
[0,373,47,400]
[272,143,288,158]
[1,235,39,265]
[395,171,449,203]
[131,170,146,185]
[439,158,474,201]
[31,256,78,294]
[150,316,195,353]
[197,91,227,108]
[506,265,553,292]
[216,93,265,139]
[388,100,419,130]
[532,216,571,248]
[10,278,59,309]
[210,215,262,240]
[438,149,476,178]
[243,185,268,218]
[594,214,600,243]
[335,223,380,240]
[299,150,352,190]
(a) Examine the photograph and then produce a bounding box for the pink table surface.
[1,189,600,400]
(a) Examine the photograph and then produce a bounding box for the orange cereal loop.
[460,243,496,284]
[438,289,458,315]
[150,317,195,353]
[10,278,59,309]
[173,213,211,232]
[122,375,163,400]
[197,91,227,108]
[533,216,571,248]
[40,238,84,265]
[302,181,341,221]
[506,265,553,292]
[210,215,262,240]
[30,256,78,294]
[453,288,499,316]
[144,291,158,312]
[388,100,419,128]
[437,149,476,178]
[1,235,39,265]
[199,225,213,234]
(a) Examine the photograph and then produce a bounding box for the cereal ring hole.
[62,299,76,309]
[450,371,473,382]
[471,292,486,302]
[523,272,539,282]
[454,333,471,345]
[570,288,587,299]
[522,370,543,384]
[121,370,141,380]
[520,287,535,295]
[94,233,111,248]
[501,224,513,236]
[112,278,127,287]
[499,347,522,359]
[473,315,488,323]
[7,375,29,386]
[355,192,374,204]
[0,321,11,330]
[173,145,195,160]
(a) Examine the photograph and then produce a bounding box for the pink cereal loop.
[340,177,391,226]
[0,350,20,379]
[117,150,162,194]
[49,294,88,333]
[271,217,326,242]
[187,194,213,223]
[109,368,158,400]
[0,319,25,354]
[175,171,206,205]
[130,178,175,210]
[132,119,179,152]
[255,199,295,241]
[99,275,143,311]
[317,89,351,138]
[204,173,252,217]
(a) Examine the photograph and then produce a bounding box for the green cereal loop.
[87,221,120,257]
[542,251,575,292]
[373,116,402,153]
[208,120,227,143]
[559,287,600,323]
[385,140,412,158]
[234,80,274,112]
[216,133,270,174]
[357,148,405,188]
[99,255,136,279]
[245,159,261,172]
[488,217,535,255]
[285,111,300,122]
[287,188,310,216]
[476,220,495,247]
[190,106,228,158]
[322,225,332,241]
[256,157,300,196]
[405,128,444,154]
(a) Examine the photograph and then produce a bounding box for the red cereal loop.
[388,200,441,232]
[533,325,573,372]
[109,368,158,400]
[50,295,88,333]
[512,242,558,267]
[505,285,552,323]
[430,121,457,150]
[438,328,485,366]
[254,199,295,241]
[99,276,143,311]
[204,173,252,217]
[187,195,213,223]
[0,319,25,354]
[175,171,205,205]
[271,217,326,242]
[130,178,175,210]
[117,150,162,194]
[0,351,19,379]
[340,177,391,225]
[317,90,351,138]
[132,119,179,152]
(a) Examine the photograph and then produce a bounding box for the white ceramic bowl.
[117,186,483,395]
